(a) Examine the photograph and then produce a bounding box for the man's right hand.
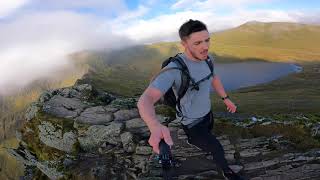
[148,124,173,154]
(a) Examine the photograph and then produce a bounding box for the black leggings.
[182,111,229,171]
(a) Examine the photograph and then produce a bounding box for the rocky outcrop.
[38,121,77,153]
[10,83,320,180]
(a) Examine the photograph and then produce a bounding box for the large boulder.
[78,122,124,151]
[75,106,114,125]
[38,121,78,153]
[125,115,167,138]
[114,109,140,122]
[42,95,87,119]
[125,118,150,138]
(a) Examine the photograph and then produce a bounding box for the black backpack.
[155,53,214,114]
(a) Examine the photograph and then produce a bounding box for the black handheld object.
[159,139,173,180]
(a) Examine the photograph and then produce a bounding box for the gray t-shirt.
[150,53,215,125]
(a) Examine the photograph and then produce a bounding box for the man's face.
[182,30,210,61]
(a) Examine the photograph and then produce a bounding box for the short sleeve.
[149,63,180,94]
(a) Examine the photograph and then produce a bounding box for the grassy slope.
[211,22,320,62]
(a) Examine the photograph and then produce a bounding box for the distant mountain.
[211,21,320,61]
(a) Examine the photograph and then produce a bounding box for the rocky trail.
[8,84,320,180]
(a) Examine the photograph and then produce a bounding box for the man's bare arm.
[137,86,163,130]
[211,75,227,98]
[211,75,237,113]
[137,86,173,154]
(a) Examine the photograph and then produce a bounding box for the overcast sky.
[0,0,319,94]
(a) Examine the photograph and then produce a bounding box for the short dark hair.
[179,19,208,40]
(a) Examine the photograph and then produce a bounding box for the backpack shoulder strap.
[205,57,214,74]
[189,56,214,91]
[172,54,188,71]
[171,55,191,114]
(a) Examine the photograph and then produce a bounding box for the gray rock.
[7,147,37,166]
[240,149,262,158]
[59,88,72,97]
[104,107,119,113]
[74,84,92,92]
[132,155,149,173]
[91,165,107,177]
[9,147,64,179]
[135,146,152,155]
[36,161,64,180]
[75,106,114,125]
[63,158,74,168]
[125,115,166,138]
[121,132,135,153]
[39,90,53,103]
[38,121,78,153]
[78,122,124,151]
[59,88,82,98]
[25,102,40,121]
[229,165,244,173]
[43,95,86,119]
[15,130,22,142]
[125,118,150,138]
[311,123,320,137]
[114,109,140,122]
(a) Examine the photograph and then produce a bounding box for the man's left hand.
[223,99,237,113]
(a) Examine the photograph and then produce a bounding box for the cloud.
[0,0,29,18]
[115,5,150,22]
[171,0,274,10]
[171,0,195,10]
[290,11,320,25]
[110,8,309,43]
[0,11,133,95]
[25,0,128,15]
[111,10,215,43]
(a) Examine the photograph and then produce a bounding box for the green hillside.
[211,21,320,62]
[79,44,182,96]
